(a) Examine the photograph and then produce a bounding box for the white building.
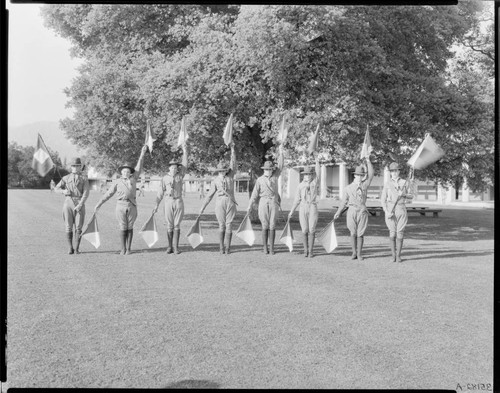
[85,165,493,203]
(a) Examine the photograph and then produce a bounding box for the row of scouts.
[54,141,414,263]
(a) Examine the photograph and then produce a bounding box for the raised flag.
[317,219,338,253]
[235,213,255,246]
[223,113,234,146]
[407,133,445,170]
[279,219,294,252]
[144,119,156,153]
[187,216,204,249]
[360,125,372,159]
[306,124,320,154]
[139,212,159,248]
[32,133,55,177]
[177,116,189,147]
[81,213,101,249]
[277,116,288,143]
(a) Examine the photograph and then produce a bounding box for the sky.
[7,1,83,127]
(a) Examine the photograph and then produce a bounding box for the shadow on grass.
[181,208,494,243]
[313,211,494,242]
[164,379,220,388]
[396,248,493,261]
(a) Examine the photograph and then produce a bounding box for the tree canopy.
[41,2,494,191]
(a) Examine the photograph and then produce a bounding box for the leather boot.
[219,230,225,254]
[262,229,269,254]
[302,233,309,257]
[269,229,276,255]
[66,231,74,254]
[166,230,174,254]
[225,232,232,255]
[125,229,133,255]
[308,232,315,258]
[396,238,404,263]
[120,230,128,255]
[173,229,181,254]
[357,236,364,261]
[389,237,396,263]
[349,236,357,259]
[75,230,82,254]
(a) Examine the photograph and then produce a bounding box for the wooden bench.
[366,206,442,217]
[367,207,383,216]
[406,207,442,217]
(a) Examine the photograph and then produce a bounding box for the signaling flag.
[407,133,445,170]
[277,116,288,143]
[81,213,101,249]
[317,219,338,253]
[187,216,204,249]
[177,116,189,147]
[223,113,234,146]
[144,120,156,153]
[279,219,294,252]
[32,133,55,177]
[307,124,320,154]
[139,212,159,248]
[235,213,255,246]
[360,125,373,159]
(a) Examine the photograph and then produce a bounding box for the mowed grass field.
[7,189,493,389]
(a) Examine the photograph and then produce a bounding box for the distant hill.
[8,121,85,162]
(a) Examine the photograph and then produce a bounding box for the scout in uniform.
[381,162,415,263]
[246,147,284,255]
[94,145,147,255]
[54,157,90,254]
[199,143,237,254]
[288,156,321,258]
[153,144,188,254]
[334,155,374,260]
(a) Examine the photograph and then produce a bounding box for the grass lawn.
[6,190,494,389]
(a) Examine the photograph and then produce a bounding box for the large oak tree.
[42,3,493,191]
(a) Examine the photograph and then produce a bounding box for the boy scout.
[199,143,237,254]
[153,143,188,254]
[246,147,284,255]
[54,157,90,254]
[94,145,147,255]
[288,155,321,258]
[381,162,415,263]
[334,155,374,260]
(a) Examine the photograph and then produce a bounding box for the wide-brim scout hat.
[70,157,83,166]
[261,161,275,170]
[213,161,230,173]
[118,163,135,174]
[302,166,314,174]
[353,165,367,176]
[389,162,400,171]
[168,160,181,167]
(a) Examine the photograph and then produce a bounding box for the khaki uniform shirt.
[55,173,90,206]
[249,169,282,206]
[381,178,414,210]
[100,176,139,206]
[156,166,187,202]
[292,178,319,207]
[339,180,370,211]
[204,175,236,204]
